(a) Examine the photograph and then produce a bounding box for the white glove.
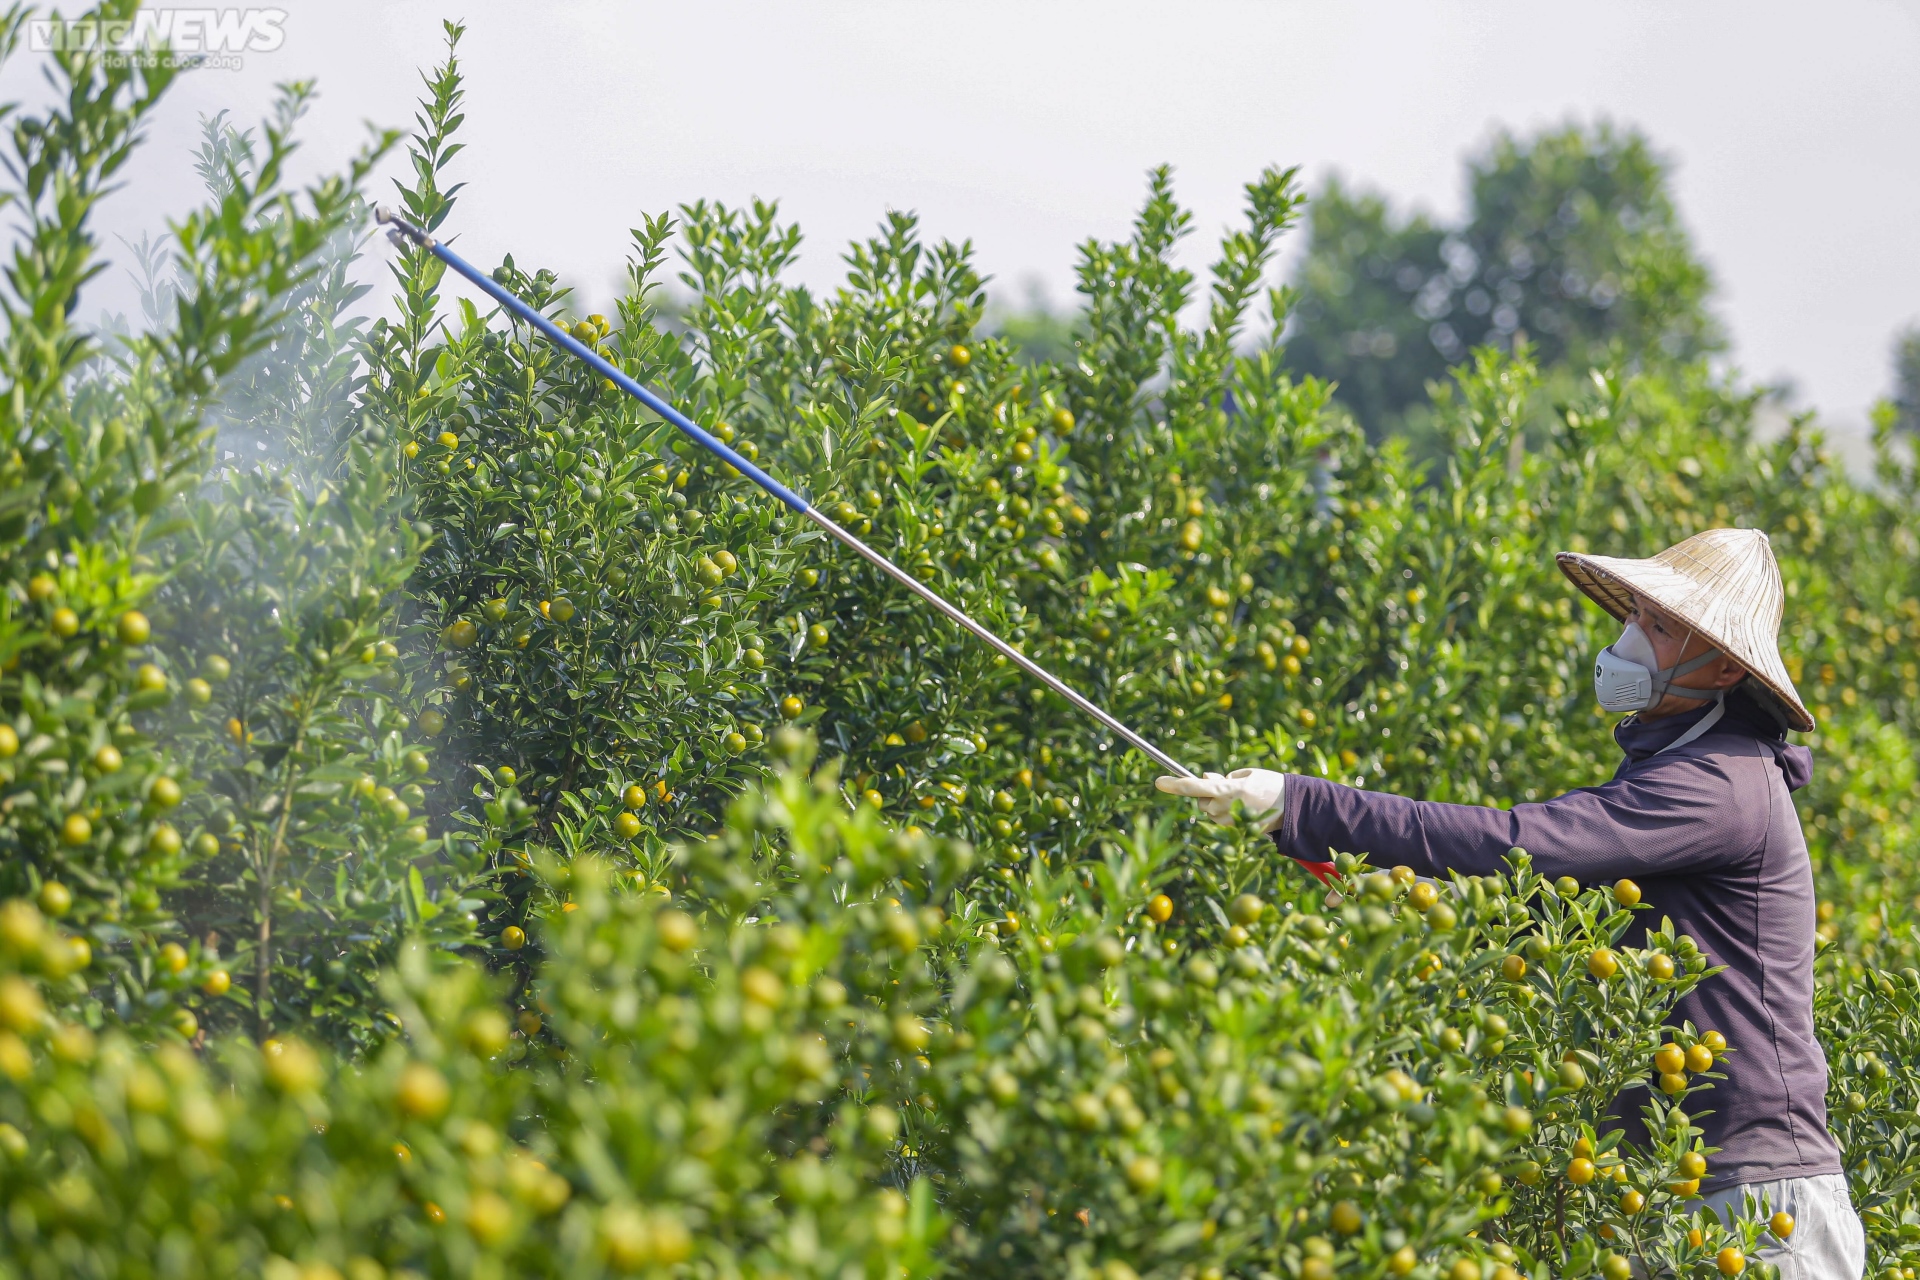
[1154,768,1287,831]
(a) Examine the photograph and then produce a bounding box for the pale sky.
[18,1,1920,434]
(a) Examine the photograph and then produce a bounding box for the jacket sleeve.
[1271,752,1766,883]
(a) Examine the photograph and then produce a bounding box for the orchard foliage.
[0,10,1919,1280]
[0,739,1761,1280]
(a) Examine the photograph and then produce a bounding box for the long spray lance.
[372,207,1334,884]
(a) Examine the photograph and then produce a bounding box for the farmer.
[1157,527,1864,1279]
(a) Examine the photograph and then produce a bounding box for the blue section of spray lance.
[380,214,809,514]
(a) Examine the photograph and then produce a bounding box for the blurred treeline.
[990,122,1914,455]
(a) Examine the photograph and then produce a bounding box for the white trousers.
[1700,1174,1866,1280]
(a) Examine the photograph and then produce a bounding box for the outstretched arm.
[1272,754,1764,883]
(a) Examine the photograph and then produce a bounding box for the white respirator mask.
[1592,621,1727,713]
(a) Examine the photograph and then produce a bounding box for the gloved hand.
[1154,768,1287,831]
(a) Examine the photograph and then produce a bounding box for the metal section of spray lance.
[371,206,1335,885]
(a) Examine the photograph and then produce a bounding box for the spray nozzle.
[373,206,435,251]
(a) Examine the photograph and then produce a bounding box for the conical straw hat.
[1556,527,1813,732]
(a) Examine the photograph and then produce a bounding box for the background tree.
[1285,121,1721,440]
[988,280,1079,366]
[1890,324,1920,435]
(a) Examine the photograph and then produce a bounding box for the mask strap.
[1648,619,1724,703]
[1646,620,1729,755]
[1652,646,1724,692]
[1655,699,1726,755]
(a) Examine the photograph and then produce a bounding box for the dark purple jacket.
[1271,693,1838,1186]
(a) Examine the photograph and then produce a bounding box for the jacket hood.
[1615,685,1814,791]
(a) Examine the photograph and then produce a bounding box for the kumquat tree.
[0,8,1917,1280]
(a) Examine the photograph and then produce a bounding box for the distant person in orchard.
[1157,527,1864,1279]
